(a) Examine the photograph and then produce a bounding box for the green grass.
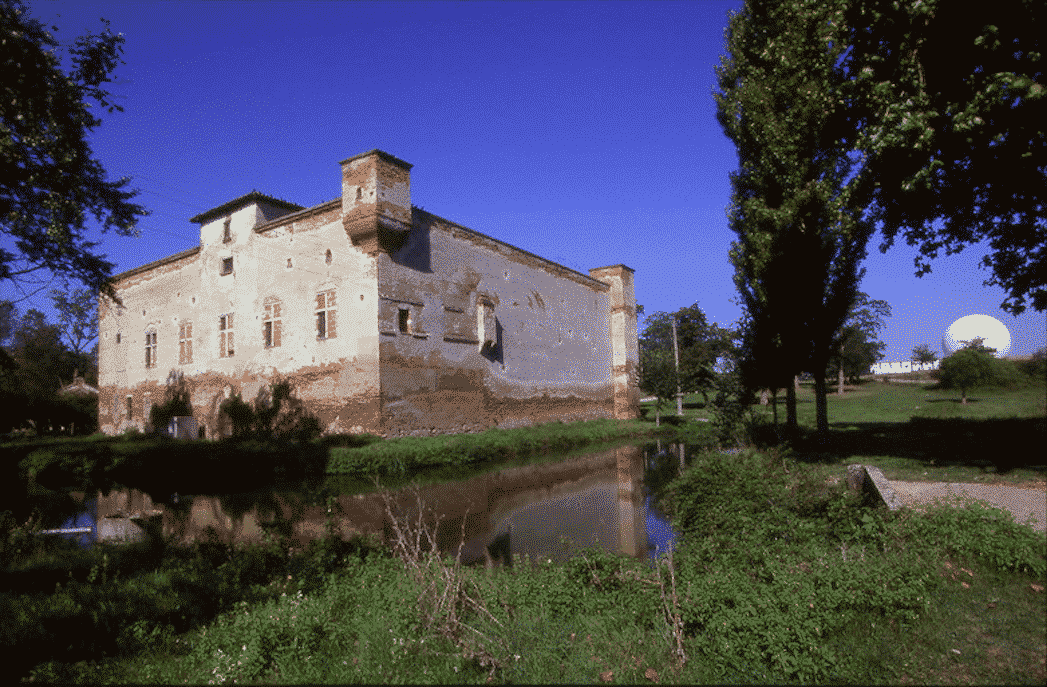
[21,448,1039,685]
[743,381,1046,485]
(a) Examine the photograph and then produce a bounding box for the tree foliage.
[0,0,146,298]
[839,0,1045,314]
[938,342,997,404]
[0,300,96,434]
[717,0,876,434]
[639,303,733,414]
[50,285,98,355]
[828,292,890,387]
[911,343,939,365]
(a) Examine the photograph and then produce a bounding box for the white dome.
[943,314,1011,356]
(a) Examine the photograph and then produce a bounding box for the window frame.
[219,313,235,358]
[263,298,282,348]
[315,290,337,340]
[220,256,234,275]
[144,329,157,368]
[178,320,193,364]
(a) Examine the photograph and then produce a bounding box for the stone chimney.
[340,149,413,255]
[589,264,639,420]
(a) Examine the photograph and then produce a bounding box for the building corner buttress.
[589,264,639,420]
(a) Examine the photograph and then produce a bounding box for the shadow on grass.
[772,417,1046,475]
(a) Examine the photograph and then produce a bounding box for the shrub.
[150,373,194,434]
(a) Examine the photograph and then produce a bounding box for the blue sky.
[4,0,1044,361]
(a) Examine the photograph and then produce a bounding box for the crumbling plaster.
[98,149,637,438]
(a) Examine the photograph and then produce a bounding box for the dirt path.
[890,480,1046,533]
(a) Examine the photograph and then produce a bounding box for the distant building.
[868,360,941,375]
[98,149,639,437]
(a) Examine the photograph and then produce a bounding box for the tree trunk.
[814,372,829,435]
[760,389,769,405]
[961,389,967,405]
[771,388,778,426]
[786,384,797,436]
[837,344,845,395]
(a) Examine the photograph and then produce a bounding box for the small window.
[219,313,235,357]
[398,308,411,334]
[263,297,282,348]
[144,330,157,368]
[179,321,193,364]
[286,258,293,269]
[126,395,133,418]
[223,218,232,243]
[356,187,362,201]
[221,257,234,275]
[325,249,332,265]
[115,332,121,344]
[316,290,337,340]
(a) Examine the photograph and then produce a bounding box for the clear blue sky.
[5,0,1044,361]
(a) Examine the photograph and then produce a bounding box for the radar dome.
[943,314,1011,357]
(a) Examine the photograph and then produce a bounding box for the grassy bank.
[325,417,710,479]
[11,448,1041,685]
[4,416,706,499]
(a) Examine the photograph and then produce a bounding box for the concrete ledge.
[847,464,902,511]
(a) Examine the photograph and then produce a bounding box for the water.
[41,441,695,564]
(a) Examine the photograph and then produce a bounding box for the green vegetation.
[3,382,1044,683]
[327,418,705,479]
[5,443,1042,684]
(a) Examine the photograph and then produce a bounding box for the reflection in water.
[45,442,693,563]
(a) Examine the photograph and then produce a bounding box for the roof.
[189,191,304,224]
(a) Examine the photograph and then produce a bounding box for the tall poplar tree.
[716,0,876,435]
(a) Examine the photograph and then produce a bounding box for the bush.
[150,374,193,434]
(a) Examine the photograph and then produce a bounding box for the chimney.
[340,149,413,255]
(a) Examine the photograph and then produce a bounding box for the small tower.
[590,264,640,420]
[340,149,413,255]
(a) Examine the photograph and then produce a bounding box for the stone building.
[97,149,639,438]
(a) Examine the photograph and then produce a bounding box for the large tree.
[639,303,733,408]
[0,0,146,300]
[840,0,1045,314]
[717,0,876,435]
[829,292,890,393]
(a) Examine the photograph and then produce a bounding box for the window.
[126,395,133,418]
[115,332,121,344]
[179,321,193,364]
[144,393,152,423]
[398,308,411,334]
[223,218,232,243]
[221,256,234,275]
[316,290,337,339]
[325,249,332,265]
[144,330,157,368]
[219,313,235,357]
[263,297,282,348]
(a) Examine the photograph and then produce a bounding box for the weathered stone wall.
[375,208,618,436]
[99,196,381,436]
[98,149,638,438]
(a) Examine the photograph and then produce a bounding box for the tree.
[717,0,876,435]
[639,304,733,410]
[938,342,997,404]
[51,285,98,356]
[911,343,939,366]
[829,292,890,393]
[1,0,146,300]
[840,0,1045,315]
